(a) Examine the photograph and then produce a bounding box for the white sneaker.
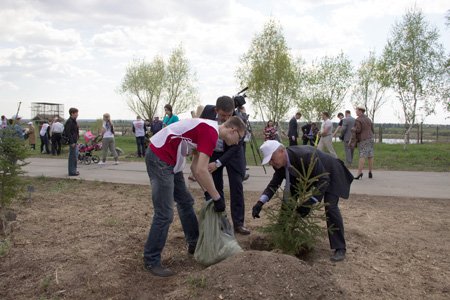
[114,161,119,165]
[98,161,105,165]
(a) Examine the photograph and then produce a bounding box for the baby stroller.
[78,130,102,165]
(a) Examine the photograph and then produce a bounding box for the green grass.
[245,138,449,172]
[0,238,11,257]
[187,275,207,289]
[26,136,449,172]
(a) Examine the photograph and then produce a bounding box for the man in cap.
[251,140,353,262]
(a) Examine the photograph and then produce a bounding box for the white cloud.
[0,6,81,46]
[0,80,19,90]
[0,0,448,123]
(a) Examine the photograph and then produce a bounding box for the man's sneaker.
[243,174,250,181]
[330,249,346,262]
[98,161,105,165]
[144,264,175,277]
[188,243,196,255]
[114,161,119,165]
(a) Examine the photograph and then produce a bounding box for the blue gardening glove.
[296,197,318,218]
[252,201,264,219]
[213,196,226,212]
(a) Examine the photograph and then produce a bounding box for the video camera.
[233,86,248,108]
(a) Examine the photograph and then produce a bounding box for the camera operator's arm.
[212,139,243,168]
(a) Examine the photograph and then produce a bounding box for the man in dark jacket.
[288,112,301,146]
[200,96,250,235]
[301,121,312,145]
[150,116,163,135]
[251,141,353,261]
[64,107,79,176]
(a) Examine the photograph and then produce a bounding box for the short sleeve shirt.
[150,122,218,166]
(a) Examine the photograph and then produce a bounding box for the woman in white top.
[317,111,337,158]
[99,113,119,165]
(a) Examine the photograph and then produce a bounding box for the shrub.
[0,127,29,233]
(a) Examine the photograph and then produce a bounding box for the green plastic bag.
[194,200,243,266]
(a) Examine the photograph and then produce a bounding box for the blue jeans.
[143,148,199,267]
[136,136,145,157]
[68,144,78,175]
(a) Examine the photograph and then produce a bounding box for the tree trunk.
[403,124,413,150]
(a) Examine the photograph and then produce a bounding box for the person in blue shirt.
[162,104,179,127]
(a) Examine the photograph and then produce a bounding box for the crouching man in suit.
[251,141,353,262]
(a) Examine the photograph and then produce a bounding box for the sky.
[0,0,449,124]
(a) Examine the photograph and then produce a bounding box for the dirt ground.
[1,178,449,300]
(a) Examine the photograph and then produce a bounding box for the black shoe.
[330,249,346,262]
[144,264,175,277]
[369,172,373,179]
[243,174,250,181]
[69,171,80,176]
[234,226,251,235]
[188,243,196,255]
[354,173,363,180]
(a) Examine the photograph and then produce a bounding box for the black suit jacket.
[262,145,353,201]
[301,123,311,141]
[199,105,244,169]
[288,117,298,138]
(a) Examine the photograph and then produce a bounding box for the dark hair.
[216,96,234,113]
[164,104,173,113]
[266,120,274,127]
[345,110,351,114]
[224,116,246,133]
[322,111,330,118]
[295,112,302,117]
[69,107,78,115]
[337,112,344,118]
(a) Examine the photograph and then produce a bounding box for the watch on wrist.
[215,159,222,168]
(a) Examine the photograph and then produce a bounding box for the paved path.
[23,158,450,199]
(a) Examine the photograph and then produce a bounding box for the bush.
[0,127,29,211]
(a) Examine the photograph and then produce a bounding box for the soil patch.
[0,178,449,299]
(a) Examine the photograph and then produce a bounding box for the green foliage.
[261,156,327,255]
[0,238,11,257]
[382,8,449,142]
[120,44,198,120]
[298,52,353,121]
[40,275,52,292]
[165,45,199,114]
[0,128,29,208]
[352,51,389,125]
[237,19,298,123]
[187,275,207,289]
[120,57,165,121]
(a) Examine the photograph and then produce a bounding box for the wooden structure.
[31,102,64,123]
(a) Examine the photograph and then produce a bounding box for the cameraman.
[234,97,250,181]
[200,96,250,235]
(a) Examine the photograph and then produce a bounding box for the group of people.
[3,101,375,278]
[265,107,375,178]
[132,104,178,158]
[140,98,377,277]
[1,115,65,156]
